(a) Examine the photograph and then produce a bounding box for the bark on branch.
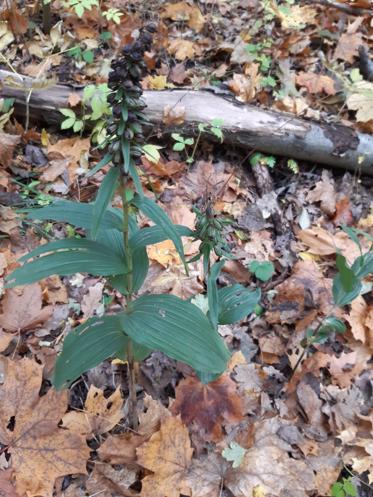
[1,69,372,175]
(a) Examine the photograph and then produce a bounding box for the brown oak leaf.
[296,72,336,95]
[171,374,244,442]
[0,358,89,497]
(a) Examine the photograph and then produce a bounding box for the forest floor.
[0,1,372,497]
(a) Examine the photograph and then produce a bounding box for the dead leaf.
[136,416,193,497]
[0,132,21,168]
[147,239,181,267]
[0,358,89,497]
[142,74,168,90]
[186,453,229,497]
[85,464,137,497]
[99,432,147,466]
[266,260,333,327]
[275,4,317,29]
[4,6,28,35]
[47,137,90,182]
[42,275,68,305]
[296,72,336,95]
[62,386,123,437]
[0,283,54,332]
[0,330,13,352]
[0,206,21,235]
[67,92,82,107]
[228,67,261,103]
[163,104,186,125]
[168,39,196,61]
[141,156,186,177]
[0,469,21,497]
[171,374,244,442]
[138,394,171,436]
[81,282,104,319]
[306,170,336,216]
[225,417,316,497]
[162,2,205,32]
[334,32,363,63]
[346,81,373,123]
[40,158,70,183]
[169,63,188,84]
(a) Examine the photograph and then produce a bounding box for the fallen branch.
[1,69,373,175]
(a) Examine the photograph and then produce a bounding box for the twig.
[315,0,373,16]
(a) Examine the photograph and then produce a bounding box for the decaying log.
[1,69,373,175]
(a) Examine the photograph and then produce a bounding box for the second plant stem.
[121,170,138,430]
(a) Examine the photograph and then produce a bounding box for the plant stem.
[120,169,138,430]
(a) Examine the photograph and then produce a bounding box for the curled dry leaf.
[81,282,104,319]
[136,416,193,497]
[0,283,54,333]
[61,385,123,438]
[0,358,89,497]
[186,453,229,497]
[228,67,261,103]
[296,72,336,95]
[306,169,336,216]
[171,374,244,442]
[345,296,373,346]
[163,104,186,126]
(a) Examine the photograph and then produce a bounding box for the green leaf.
[184,138,194,146]
[249,260,275,282]
[73,120,84,133]
[22,200,123,233]
[82,49,94,64]
[129,224,194,251]
[171,133,183,142]
[60,108,76,118]
[120,294,230,374]
[222,442,246,468]
[53,315,128,389]
[128,159,143,196]
[332,273,361,307]
[352,251,373,279]
[61,117,75,130]
[207,260,225,328]
[342,479,357,497]
[132,194,188,273]
[142,144,163,164]
[331,483,345,497]
[336,253,358,292]
[218,285,261,324]
[173,142,185,152]
[122,138,130,173]
[6,238,127,287]
[86,152,113,177]
[91,167,119,240]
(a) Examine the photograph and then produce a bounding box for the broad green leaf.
[207,260,225,328]
[336,254,358,292]
[120,294,230,374]
[115,340,152,363]
[249,260,275,282]
[173,142,185,151]
[53,315,128,389]
[129,224,194,251]
[91,167,119,239]
[86,152,112,177]
[6,239,127,287]
[218,285,261,324]
[352,251,373,279]
[132,194,188,273]
[61,117,75,130]
[60,108,76,118]
[22,200,123,232]
[332,273,361,307]
[128,159,143,195]
[331,483,344,497]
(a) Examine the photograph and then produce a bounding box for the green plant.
[249,153,299,174]
[66,45,95,64]
[295,225,373,371]
[60,83,111,143]
[102,8,123,24]
[331,478,357,497]
[249,260,275,282]
[67,0,98,18]
[172,119,224,164]
[6,28,260,427]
